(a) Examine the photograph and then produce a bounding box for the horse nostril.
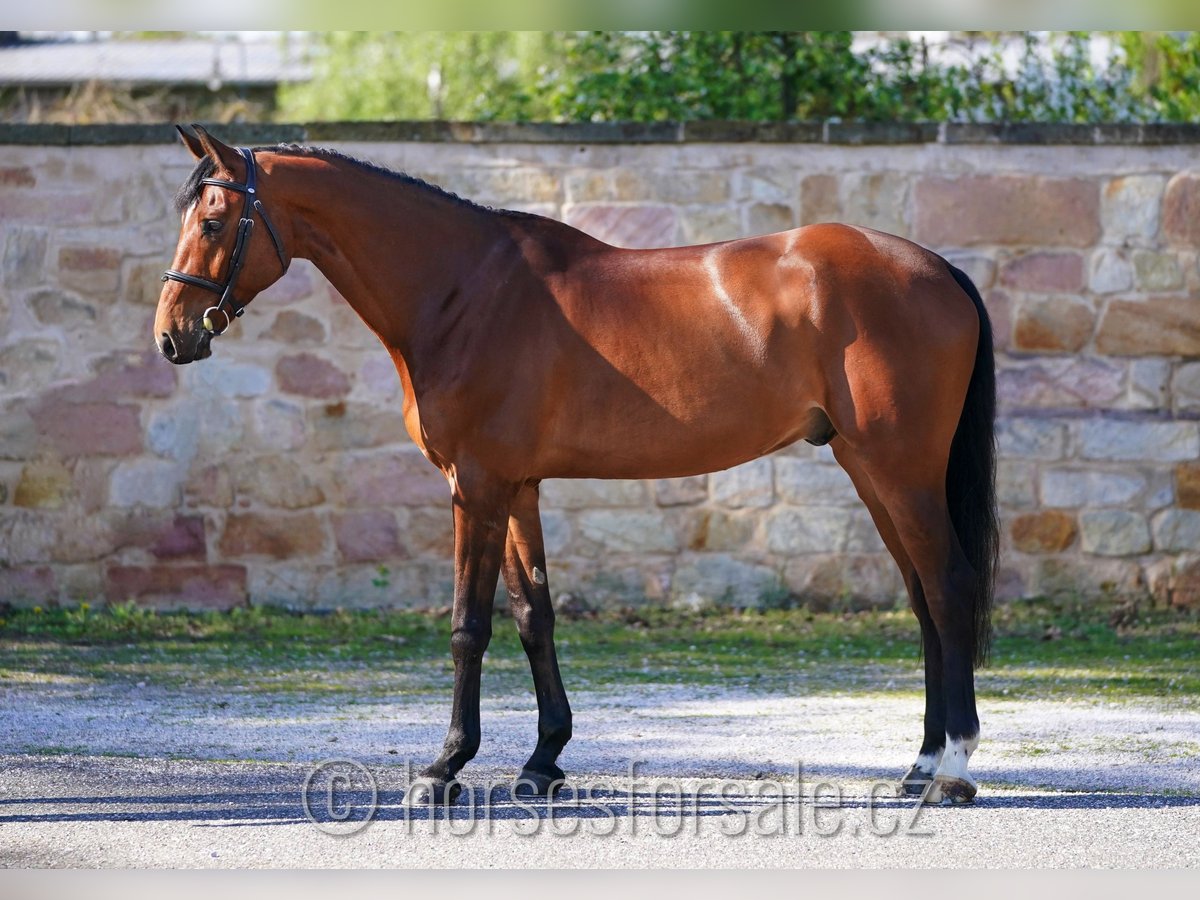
[159,332,177,360]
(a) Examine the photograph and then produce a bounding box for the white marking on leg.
[924,734,979,804]
[704,249,764,360]
[912,748,943,778]
[936,734,978,782]
[532,566,546,585]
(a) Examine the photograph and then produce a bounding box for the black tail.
[943,263,999,667]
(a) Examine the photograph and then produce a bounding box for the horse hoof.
[402,777,462,807]
[513,767,566,798]
[922,776,977,806]
[900,765,934,797]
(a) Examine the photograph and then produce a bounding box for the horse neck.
[272,154,500,358]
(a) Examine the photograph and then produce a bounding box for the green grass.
[1,597,1197,705]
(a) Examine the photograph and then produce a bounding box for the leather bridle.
[162,147,288,336]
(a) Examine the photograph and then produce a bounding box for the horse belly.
[538,353,825,480]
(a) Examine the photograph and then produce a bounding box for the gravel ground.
[1,679,1198,867]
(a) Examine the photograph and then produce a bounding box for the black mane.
[173,142,536,220]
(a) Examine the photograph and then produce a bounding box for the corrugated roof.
[0,37,311,87]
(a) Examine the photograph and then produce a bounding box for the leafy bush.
[278,31,1200,125]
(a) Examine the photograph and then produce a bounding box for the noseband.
[161,147,289,336]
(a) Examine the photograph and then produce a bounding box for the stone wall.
[1,123,1198,611]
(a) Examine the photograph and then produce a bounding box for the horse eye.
[202,219,223,235]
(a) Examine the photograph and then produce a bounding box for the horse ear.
[175,125,205,161]
[191,124,244,175]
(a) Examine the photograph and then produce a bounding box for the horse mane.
[173,142,539,221]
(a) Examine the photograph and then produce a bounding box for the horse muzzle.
[158,327,212,365]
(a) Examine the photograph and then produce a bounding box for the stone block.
[1011,510,1077,554]
[184,464,233,508]
[1151,509,1200,552]
[334,510,404,563]
[562,204,677,249]
[1013,295,1094,353]
[745,202,794,236]
[999,252,1083,292]
[997,461,1037,508]
[1040,468,1146,507]
[653,475,708,506]
[784,555,904,608]
[57,245,121,294]
[1097,298,1200,356]
[30,399,142,457]
[145,514,207,561]
[0,509,58,564]
[1132,251,1183,291]
[577,509,678,554]
[1077,418,1199,462]
[998,358,1123,411]
[264,310,326,344]
[104,564,246,610]
[914,175,1099,247]
[184,358,272,398]
[686,509,755,552]
[109,459,182,508]
[333,450,447,507]
[232,457,325,509]
[542,478,646,509]
[840,171,910,236]
[1125,359,1170,411]
[767,506,855,554]
[310,401,407,451]
[680,205,743,244]
[26,287,97,327]
[1088,249,1133,294]
[1034,556,1146,600]
[0,565,55,603]
[276,352,352,398]
[219,512,328,560]
[13,460,73,508]
[710,459,774,508]
[1078,510,1151,556]
[1101,174,1163,244]
[799,174,839,225]
[2,227,48,288]
[983,289,1013,351]
[252,398,307,451]
[402,506,454,557]
[1176,463,1200,510]
[1162,171,1200,245]
[670,554,781,608]
[996,418,1066,460]
[774,459,858,505]
[0,341,60,395]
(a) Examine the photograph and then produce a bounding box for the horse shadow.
[1,758,1196,827]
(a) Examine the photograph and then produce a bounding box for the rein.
[161,147,288,336]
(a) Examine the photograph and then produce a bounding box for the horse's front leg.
[502,483,573,796]
[405,472,515,806]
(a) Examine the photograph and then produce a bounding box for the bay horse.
[155,126,997,806]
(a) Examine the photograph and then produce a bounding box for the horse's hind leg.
[502,482,573,796]
[864,464,981,804]
[832,440,946,795]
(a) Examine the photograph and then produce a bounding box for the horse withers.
[155,125,997,806]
